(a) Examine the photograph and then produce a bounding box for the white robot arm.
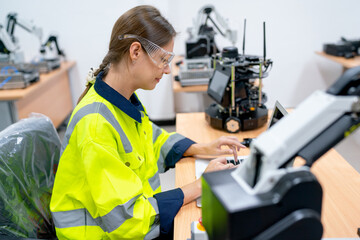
[186,5,237,59]
[6,13,43,45]
[212,7,237,45]
[233,67,360,193]
[190,5,237,45]
[0,24,17,53]
[202,66,360,240]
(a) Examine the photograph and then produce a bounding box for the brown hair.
[77,5,176,104]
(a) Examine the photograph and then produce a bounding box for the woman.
[50,5,244,239]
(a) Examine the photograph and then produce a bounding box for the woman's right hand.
[204,157,237,173]
[181,157,237,206]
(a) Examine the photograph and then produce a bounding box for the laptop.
[195,100,288,207]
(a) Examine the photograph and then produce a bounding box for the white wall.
[2,0,360,122]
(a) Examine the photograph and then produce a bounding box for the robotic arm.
[186,5,237,58]
[190,5,237,45]
[40,35,66,59]
[1,13,43,63]
[6,13,43,44]
[0,24,17,54]
[202,67,360,240]
[235,66,360,191]
[4,13,62,71]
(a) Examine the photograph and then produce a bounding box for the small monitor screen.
[207,70,230,104]
[268,101,288,129]
[250,101,290,188]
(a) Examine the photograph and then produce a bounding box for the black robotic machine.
[205,21,272,133]
[323,37,360,59]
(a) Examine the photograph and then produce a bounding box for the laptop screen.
[268,101,295,169]
[207,69,230,104]
[268,100,288,129]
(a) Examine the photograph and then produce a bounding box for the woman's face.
[133,38,174,90]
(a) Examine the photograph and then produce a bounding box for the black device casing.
[202,168,323,240]
[205,103,268,131]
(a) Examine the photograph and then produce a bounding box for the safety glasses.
[118,34,175,69]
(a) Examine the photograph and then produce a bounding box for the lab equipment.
[323,37,360,59]
[36,34,65,72]
[0,63,39,89]
[178,5,237,86]
[191,220,209,240]
[267,100,288,128]
[186,4,237,59]
[201,66,360,239]
[240,138,252,147]
[40,35,65,60]
[3,13,62,73]
[0,23,18,61]
[0,22,40,89]
[178,57,213,86]
[240,100,288,147]
[0,13,42,89]
[205,21,273,133]
[4,12,42,63]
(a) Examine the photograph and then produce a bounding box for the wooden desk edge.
[173,80,208,93]
[315,51,360,69]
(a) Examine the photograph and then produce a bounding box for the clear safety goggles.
[118,34,175,69]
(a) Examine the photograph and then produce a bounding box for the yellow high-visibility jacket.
[50,72,194,239]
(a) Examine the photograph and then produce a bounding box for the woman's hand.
[204,136,246,155]
[184,136,246,157]
[180,156,237,206]
[204,156,237,173]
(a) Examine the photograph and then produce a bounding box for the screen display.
[207,70,230,103]
[268,101,288,129]
[269,108,283,128]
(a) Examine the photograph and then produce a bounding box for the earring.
[132,60,136,64]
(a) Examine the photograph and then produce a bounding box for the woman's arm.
[183,136,245,157]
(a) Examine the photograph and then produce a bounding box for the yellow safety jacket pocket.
[120,152,143,170]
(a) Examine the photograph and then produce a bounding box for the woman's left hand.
[202,136,246,155]
[184,136,246,156]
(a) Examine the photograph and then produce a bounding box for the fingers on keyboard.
[227,159,242,165]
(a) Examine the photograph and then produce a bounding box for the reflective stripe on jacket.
[50,81,188,239]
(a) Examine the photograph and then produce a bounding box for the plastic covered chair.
[0,114,60,239]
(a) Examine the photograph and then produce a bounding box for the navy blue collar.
[94,71,144,123]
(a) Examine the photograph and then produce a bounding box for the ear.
[129,42,142,61]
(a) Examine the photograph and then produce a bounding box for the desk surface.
[171,56,208,93]
[0,61,76,101]
[316,51,360,69]
[174,112,360,239]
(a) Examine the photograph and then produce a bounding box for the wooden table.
[0,61,76,131]
[316,51,360,70]
[174,112,360,239]
[171,55,208,93]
